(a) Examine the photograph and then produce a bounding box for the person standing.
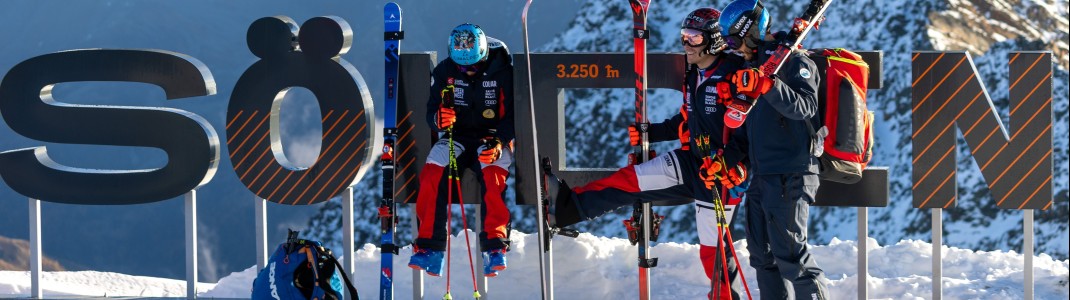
[546,8,750,299]
[408,23,515,278]
[718,0,830,298]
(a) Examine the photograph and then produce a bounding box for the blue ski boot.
[407,247,446,276]
[482,248,507,277]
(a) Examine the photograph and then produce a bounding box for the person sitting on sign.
[543,8,751,299]
[408,23,516,278]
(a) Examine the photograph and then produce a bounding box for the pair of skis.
[379,3,402,300]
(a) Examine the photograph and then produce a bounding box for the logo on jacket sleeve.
[268,261,280,300]
[800,67,812,79]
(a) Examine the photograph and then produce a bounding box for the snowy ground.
[1,230,1067,299]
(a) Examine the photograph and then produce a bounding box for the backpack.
[806,48,874,184]
[252,230,359,300]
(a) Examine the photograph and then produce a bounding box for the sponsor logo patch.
[800,68,812,79]
[269,262,280,300]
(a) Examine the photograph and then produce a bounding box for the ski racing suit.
[741,38,829,299]
[562,54,749,298]
[414,38,515,252]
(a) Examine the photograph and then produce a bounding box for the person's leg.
[414,139,464,251]
[696,202,742,299]
[745,175,790,299]
[478,147,512,251]
[559,150,694,225]
[765,173,828,300]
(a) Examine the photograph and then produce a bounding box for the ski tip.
[724,109,746,129]
[385,2,401,18]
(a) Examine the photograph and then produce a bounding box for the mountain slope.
[307,0,1069,261]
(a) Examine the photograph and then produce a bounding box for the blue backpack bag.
[252,230,359,300]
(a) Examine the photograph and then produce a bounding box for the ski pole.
[442,82,456,300]
[454,178,482,299]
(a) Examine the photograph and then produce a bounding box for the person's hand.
[478,137,502,164]
[731,68,774,98]
[628,125,639,146]
[436,106,456,130]
[700,157,747,190]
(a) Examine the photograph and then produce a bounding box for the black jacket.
[648,54,748,167]
[744,41,822,175]
[426,37,515,144]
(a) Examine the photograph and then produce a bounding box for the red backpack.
[807,48,874,184]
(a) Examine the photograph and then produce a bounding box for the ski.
[520,1,554,299]
[626,1,656,300]
[723,0,834,128]
[379,3,403,300]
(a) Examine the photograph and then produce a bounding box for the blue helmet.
[448,23,488,66]
[718,0,769,50]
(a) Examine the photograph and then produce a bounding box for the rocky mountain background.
[306,0,1070,261]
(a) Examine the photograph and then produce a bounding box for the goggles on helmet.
[680,28,707,47]
[725,35,744,50]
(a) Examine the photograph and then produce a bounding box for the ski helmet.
[718,0,769,50]
[680,8,726,55]
[448,23,488,66]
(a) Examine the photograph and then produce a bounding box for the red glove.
[732,68,774,98]
[628,125,639,146]
[699,157,723,190]
[436,106,456,129]
[718,161,747,189]
[700,157,747,190]
[478,137,502,164]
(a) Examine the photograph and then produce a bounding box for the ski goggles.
[680,28,707,47]
[724,35,744,50]
[456,63,481,73]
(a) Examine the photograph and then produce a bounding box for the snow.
[0,270,215,297]
[3,232,1066,299]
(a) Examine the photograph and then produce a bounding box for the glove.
[699,157,723,190]
[731,68,774,98]
[478,137,503,164]
[435,106,456,129]
[628,125,639,146]
[699,157,748,190]
[718,160,747,189]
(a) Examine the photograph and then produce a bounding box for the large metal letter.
[0,49,218,204]
[227,16,374,204]
[912,51,1053,209]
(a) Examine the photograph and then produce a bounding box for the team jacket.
[744,39,822,175]
[647,54,748,167]
[426,37,515,144]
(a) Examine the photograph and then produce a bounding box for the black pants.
[744,173,829,299]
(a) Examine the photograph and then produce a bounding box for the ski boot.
[541,158,581,231]
[407,246,446,276]
[481,248,507,277]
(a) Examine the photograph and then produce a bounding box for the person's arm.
[646,112,684,143]
[426,66,447,131]
[722,123,748,168]
[760,52,819,120]
[495,70,516,145]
